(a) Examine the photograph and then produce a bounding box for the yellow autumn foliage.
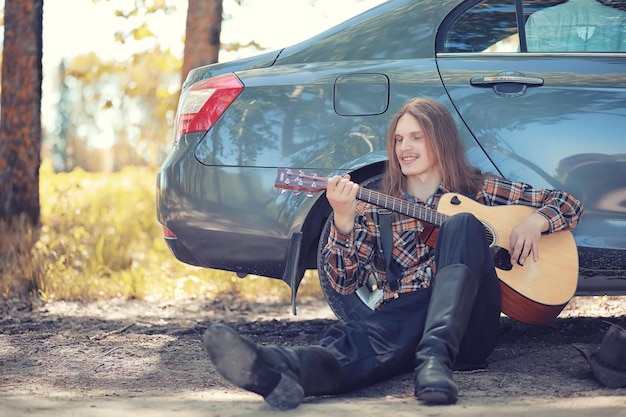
[0,160,321,303]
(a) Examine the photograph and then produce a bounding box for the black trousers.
[319,213,502,392]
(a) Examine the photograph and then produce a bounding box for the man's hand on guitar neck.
[327,175,359,234]
[509,212,550,266]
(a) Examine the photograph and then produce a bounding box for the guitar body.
[437,193,578,325]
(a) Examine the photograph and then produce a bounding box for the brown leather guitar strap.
[419,222,439,249]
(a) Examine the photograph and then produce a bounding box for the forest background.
[0,0,383,305]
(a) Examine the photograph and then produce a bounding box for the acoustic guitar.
[275,168,579,325]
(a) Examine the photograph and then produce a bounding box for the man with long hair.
[202,97,584,408]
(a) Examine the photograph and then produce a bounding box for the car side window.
[439,0,626,53]
[525,0,626,52]
[440,0,520,53]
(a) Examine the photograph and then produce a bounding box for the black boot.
[414,264,480,405]
[203,323,341,410]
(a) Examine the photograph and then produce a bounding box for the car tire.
[316,174,384,323]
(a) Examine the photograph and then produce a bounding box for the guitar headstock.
[275,168,326,194]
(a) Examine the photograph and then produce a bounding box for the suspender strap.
[378,210,392,270]
[378,210,401,291]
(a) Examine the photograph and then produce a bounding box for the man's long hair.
[381,97,485,198]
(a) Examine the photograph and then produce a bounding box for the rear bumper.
[163,238,203,267]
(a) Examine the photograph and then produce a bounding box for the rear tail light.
[173,72,244,142]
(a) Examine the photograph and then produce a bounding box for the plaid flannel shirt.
[321,176,584,308]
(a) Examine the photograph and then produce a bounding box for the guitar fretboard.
[357,188,448,226]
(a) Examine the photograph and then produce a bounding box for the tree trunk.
[182,0,223,81]
[0,0,44,226]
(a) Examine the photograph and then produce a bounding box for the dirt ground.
[1,293,626,416]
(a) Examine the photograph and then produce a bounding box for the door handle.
[470,72,544,87]
[470,71,543,97]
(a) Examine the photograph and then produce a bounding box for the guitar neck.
[356,188,448,226]
[273,168,448,225]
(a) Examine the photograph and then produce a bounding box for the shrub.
[0,160,321,302]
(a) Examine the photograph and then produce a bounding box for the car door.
[436,0,626,294]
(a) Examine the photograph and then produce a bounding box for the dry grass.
[0,160,321,303]
[0,214,46,299]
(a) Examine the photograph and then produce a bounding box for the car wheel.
[316,174,384,323]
